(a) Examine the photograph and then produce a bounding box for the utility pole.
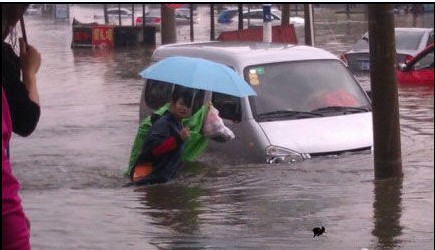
[161,4,176,44]
[368,4,403,180]
[304,4,314,46]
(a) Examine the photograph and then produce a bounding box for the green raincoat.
[124,103,209,177]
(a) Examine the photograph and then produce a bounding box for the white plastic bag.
[203,105,235,142]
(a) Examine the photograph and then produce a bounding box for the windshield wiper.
[311,106,371,114]
[257,110,324,120]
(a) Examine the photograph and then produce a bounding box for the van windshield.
[245,60,371,121]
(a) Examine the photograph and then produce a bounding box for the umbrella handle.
[190,90,197,111]
[20,17,28,45]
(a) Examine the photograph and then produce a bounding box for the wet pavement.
[7,4,434,250]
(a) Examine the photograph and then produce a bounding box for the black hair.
[2,4,30,40]
[172,86,193,106]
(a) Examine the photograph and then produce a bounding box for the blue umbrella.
[139,56,257,97]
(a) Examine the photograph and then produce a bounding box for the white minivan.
[139,41,373,163]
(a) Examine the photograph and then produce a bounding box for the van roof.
[152,41,340,71]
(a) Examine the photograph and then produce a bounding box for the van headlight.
[265,145,310,164]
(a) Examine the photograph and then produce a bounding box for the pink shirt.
[2,86,30,249]
[2,86,22,216]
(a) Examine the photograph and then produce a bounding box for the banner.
[92,25,114,48]
[72,26,92,47]
[217,25,298,44]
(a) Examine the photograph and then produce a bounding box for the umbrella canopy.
[139,56,257,97]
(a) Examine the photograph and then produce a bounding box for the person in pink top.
[2,4,41,249]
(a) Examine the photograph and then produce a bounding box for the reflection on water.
[137,184,203,235]
[9,4,434,250]
[135,184,204,249]
[372,178,403,249]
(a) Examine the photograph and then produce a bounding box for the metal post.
[368,4,403,180]
[132,4,135,26]
[161,4,176,44]
[247,5,251,28]
[304,4,314,46]
[190,4,194,42]
[103,4,108,24]
[263,4,272,43]
[142,4,146,43]
[118,4,121,26]
[210,4,215,41]
[142,5,146,26]
[281,4,290,26]
[238,4,243,30]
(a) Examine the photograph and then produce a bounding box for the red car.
[396,43,434,86]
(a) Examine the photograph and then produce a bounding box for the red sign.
[72,26,93,47]
[92,26,114,48]
[165,4,183,9]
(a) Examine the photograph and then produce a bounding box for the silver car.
[218,8,304,27]
[139,41,373,164]
[343,27,434,72]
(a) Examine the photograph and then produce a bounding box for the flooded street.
[8,5,434,249]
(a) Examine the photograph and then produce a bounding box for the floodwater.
[8,5,433,250]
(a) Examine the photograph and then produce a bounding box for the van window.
[212,92,241,121]
[145,80,205,113]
